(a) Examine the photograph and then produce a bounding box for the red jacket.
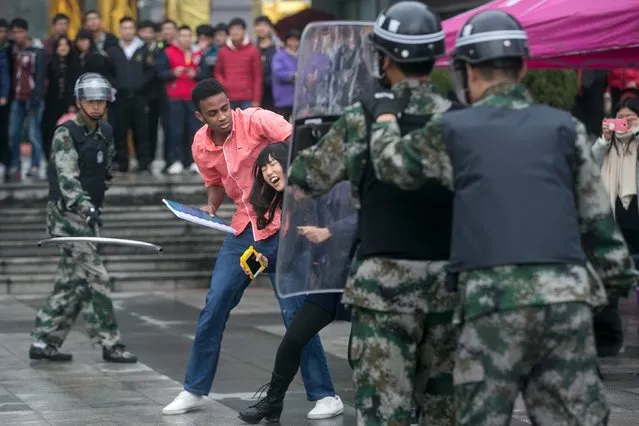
[608,68,639,91]
[214,37,263,104]
[164,44,202,101]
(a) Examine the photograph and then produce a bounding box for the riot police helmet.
[449,11,529,104]
[451,10,529,66]
[74,73,116,103]
[369,1,446,63]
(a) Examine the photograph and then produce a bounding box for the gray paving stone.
[0,402,30,412]
[1,291,639,426]
[0,411,46,423]
[36,408,114,422]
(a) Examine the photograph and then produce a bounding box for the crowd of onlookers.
[0,10,302,183]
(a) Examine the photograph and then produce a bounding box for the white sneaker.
[189,163,200,174]
[162,390,203,415]
[166,161,184,175]
[307,395,344,419]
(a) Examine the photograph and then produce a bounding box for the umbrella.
[274,8,336,41]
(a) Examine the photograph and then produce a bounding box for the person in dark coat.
[74,30,113,80]
[239,142,356,424]
[42,36,80,160]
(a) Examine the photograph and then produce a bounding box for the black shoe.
[29,344,73,362]
[238,373,289,424]
[103,343,138,363]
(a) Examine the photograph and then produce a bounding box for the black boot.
[29,343,73,362]
[103,343,138,363]
[238,372,289,424]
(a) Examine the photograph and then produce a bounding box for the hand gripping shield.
[275,22,376,298]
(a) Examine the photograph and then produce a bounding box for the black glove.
[85,207,103,229]
[360,87,410,120]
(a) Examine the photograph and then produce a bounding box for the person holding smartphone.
[238,142,356,424]
[591,97,639,356]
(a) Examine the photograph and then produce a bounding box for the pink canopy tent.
[438,0,639,69]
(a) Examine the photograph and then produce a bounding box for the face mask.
[615,130,633,141]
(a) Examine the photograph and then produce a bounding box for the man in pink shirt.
[162,79,340,418]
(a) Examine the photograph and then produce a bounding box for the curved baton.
[37,224,163,253]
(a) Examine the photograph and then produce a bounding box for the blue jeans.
[9,100,43,169]
[183,227,336,400]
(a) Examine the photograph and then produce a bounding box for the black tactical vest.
[357,113,454,261]
[48,120,112,209]
[442,104,587,271]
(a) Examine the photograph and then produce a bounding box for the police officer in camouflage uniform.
[288,2,459,424]
[367,10,638,425]
[29,73,137,364]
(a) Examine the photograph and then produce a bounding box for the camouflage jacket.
[369,83,638,321]
[288,79,459,314]
[47,114,114,237]
[288,79,453,206]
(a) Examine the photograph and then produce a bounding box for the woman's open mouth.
[269,176,280,185]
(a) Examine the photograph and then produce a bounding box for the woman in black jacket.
[74,29,113,80]
[239,142,357,424]
[42,36,80,160]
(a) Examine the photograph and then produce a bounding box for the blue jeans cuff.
[183,385,207,397]
[308,391,337,401]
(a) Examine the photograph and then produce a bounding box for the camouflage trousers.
[31,242,121,349]
[349,307,457,426]
[454,302,609,426]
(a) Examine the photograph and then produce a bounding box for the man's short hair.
[0,19,9,29]
[228,18,246,30]
[162,19,177,30]
[178,25,191,33]
[84,10,100,20]
[9,18,28,31]
[138,20,155,31]
[472,58,523,81]
[214,23,228,34]
[192,79,227,110]
[196,24,215,38]
[52,13,69,24]
[119,16,135,26]
[254,15,273,27]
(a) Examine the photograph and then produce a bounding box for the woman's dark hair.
[608,97,639,155]
[249,142,289,230]
[53,36,73,54]
[52,36,76,67]
[75,29,93,43]
[74,29,97,56]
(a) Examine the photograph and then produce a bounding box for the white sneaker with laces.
[307,395,344,419]
[162,390,203,415]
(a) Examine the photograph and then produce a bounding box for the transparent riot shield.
[275,22,375,298]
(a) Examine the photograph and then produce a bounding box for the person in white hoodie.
[591,96,639,357]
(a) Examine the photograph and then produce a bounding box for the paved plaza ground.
[0,288,638,425]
